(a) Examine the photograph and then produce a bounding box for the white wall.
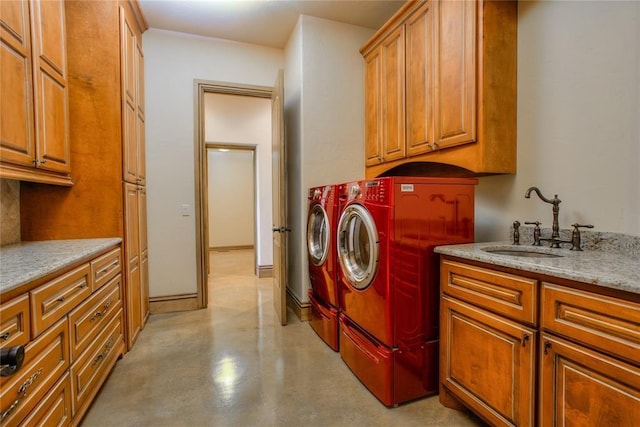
[475,0,640,241]
[204,93,272,261]
[284,16,374,303]
[144,29,283,297]
[208,150,254,248]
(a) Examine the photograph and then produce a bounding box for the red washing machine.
[336,176,476,406]
[307,184,340,351]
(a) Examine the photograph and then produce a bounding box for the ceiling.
[138,0,405,48]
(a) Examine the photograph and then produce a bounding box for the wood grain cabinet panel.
[30,264,91,337]
[68,276,123,361]
[539,334,640,427]
[440,295,536,427]
[380,25,405,163]
[91,247,122,292]
[0,0,71,185]
[18,372,72,427]
[0,294,30,348]
[440,257,640,427]
[362,0,517,178]
[364,48,382,166]
[0,318,69,427]
[405,1,433,157]
[541,281,640,365]
[70,310,124,421]
[441,259,538,325]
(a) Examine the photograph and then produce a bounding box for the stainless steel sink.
[482,247,563,258]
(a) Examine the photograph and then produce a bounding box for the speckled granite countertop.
[0,238,122,295]
[435,241,640,295]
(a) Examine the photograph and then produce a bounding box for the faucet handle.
[525,221,543,246]
[570,224,594,251]
[512,221,521,245]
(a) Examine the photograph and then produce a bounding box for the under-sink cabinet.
[439,257,640,427]
[0,245,124,427]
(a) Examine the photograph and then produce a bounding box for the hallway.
[82,250,483,426]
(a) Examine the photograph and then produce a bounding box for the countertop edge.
[1,238,123,296]
[435,242,640,296]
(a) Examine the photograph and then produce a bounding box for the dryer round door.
[337,204,379,290]
[307,204,330,266]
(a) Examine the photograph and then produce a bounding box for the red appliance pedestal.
[308,290,339,351]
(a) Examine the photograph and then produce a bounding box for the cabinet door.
[121,7,138,184]
[380,25,405,163]
[138,186,149,325]
[31,0,70,173]
[0,0,35,167]
[540,334,640,427]
[364,48,382,166]
[434,0,476,149]
[135,41,145,186]
[441,295,536,426]
[405,1,434,157]
[124,183,141,348]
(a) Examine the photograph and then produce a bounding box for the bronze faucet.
[524,187,563,247]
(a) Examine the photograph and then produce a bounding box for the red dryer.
[307,184,340,351]
[336,177,476,406]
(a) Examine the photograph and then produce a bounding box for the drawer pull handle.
[522,334,530,348]
[90,300,112,321]
[543,340,552,355]
[92,337,115,367]
[98,261,119,276]
[17,368,43,394]
[55,296,65,303]
[2,368,44,419]
[0,332,10,341]
[77,283,88,289]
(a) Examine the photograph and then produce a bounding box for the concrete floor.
[82,249,484,426]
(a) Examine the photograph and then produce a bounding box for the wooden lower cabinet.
[440,295,536,426]
[440,256,640,427]
[0,245,124,426]
[539,334,640,427]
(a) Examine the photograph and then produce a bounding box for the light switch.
[181,204,191,216]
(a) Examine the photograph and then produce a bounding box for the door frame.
[194,80,272,309]
[205,143,257,255]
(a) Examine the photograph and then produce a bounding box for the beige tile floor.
[82,249,484,426]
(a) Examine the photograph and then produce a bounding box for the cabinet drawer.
[18,372,72,427]
[91,247,122,292]
[0,318,69,427]
[70,309,124,414]
[441,259,538,325]
[68,275,123,361]
[0,295,30,348]
[30,264,92,337]
[541,282,640,365]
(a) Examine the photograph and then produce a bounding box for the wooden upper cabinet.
[406,1,433,157]
[380,25,405,163]
[362,0,517,178]
[364,48,382,166]
[31,0,70,174]
[0,0,71,184]
[120,5,145,185]
[0,0,35,167]
[433,0,476,149]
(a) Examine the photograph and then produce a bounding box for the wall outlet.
[181,204,191,216]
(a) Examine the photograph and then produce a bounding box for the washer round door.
[307,204,330,266]
[337,204,379,290]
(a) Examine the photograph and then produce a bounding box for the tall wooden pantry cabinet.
[20,0,149,350]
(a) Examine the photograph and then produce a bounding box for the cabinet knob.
[0,345,25,377]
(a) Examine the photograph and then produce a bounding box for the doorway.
[194,81,273,309]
